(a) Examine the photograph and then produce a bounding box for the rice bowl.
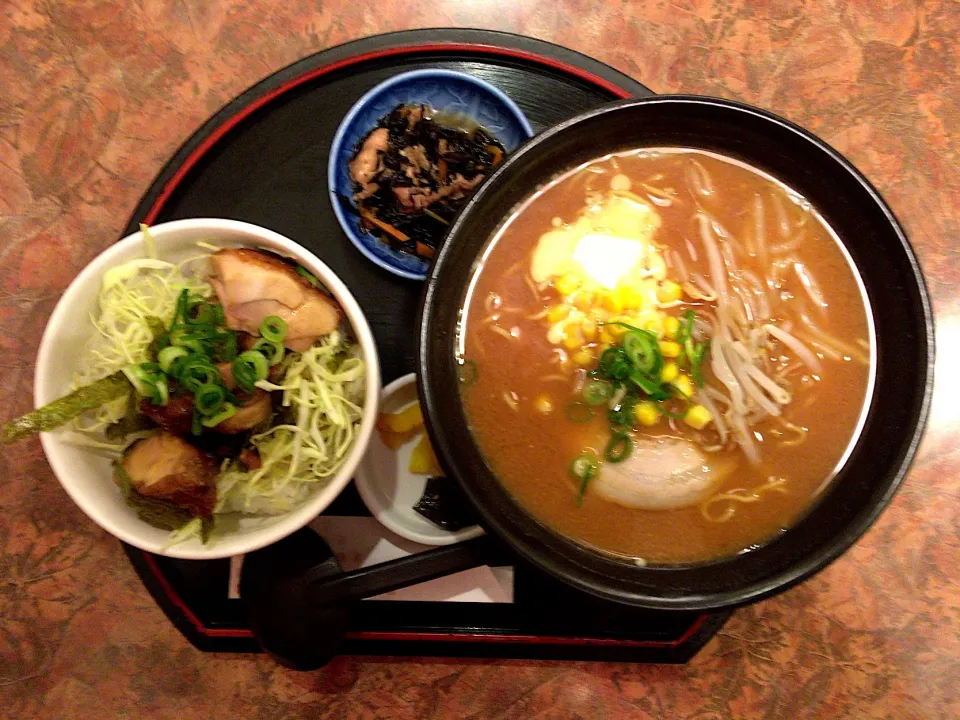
[32,218,380,560]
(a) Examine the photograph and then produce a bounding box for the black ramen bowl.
[417,96,934,611]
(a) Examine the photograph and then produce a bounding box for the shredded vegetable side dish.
[216,333,365,515]
[1,227,367,546]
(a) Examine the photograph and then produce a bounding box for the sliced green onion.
[622,330,662,375]
[158,346,189,373]
[200,402,237,428]
[628,369,669,400]
[169,329,205,355]
[178,358,220,393]
[691,341,710,387]
[194,383,227,416]
[122,363,166,404]
[599,348,631,381]
[215,330,238,362]
[212,303,225,325]
[570,451,600,506]
[260,315,287,343]
[185,297,216,326]
[172,289,190,328]
[238,350,270,381]
[121,365,152,397]
[607,394,638,430]
[295,265,322,288]
[604,433,632,463]
[168,355,188,379]
[232,351,269,393]
[153,379,170,407]
[565,401,594,423]
[583,379,613,406]
[601,320,655,336]
[191,410,202,436]
[252,338,285,366]
[676,310,696,347]
[231,358,257,394]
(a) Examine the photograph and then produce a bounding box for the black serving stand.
[121,28,731,663]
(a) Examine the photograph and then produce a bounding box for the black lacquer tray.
[121,28,731,662]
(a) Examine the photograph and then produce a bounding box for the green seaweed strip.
[113,462,195,532]
[0,372,130,444]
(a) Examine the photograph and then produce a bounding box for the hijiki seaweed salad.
[1,227,367,545]
[345,103,507,260]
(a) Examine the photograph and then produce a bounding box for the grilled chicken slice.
[139,395,194,436]
[210,249,340,352]
[121,433,218,517]
[217,390,272,434]
[216,362,237,391]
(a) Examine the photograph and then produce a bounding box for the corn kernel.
[535,395,554,414]
[664,316,680,339]
[572,350,594,366]
[546,304,570,324]
[659,340,681,358]
[608,321,628,338]
[614,284,644,310]
[555,273,580,296]
[581,319,597,340]
[600,327,616,344]
[602,293,624,313]
[661,361,679,384]
[644,316,665,337]
[573,291,595,310]
[563,331,583,350]
[684,404,713,430]
[672,374,694,398]
[657,280,682,303]
[634,401,660,427]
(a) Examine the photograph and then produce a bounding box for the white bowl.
[354,373,484,546]
[35,218,381,560]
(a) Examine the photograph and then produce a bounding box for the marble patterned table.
[1,2,957,718]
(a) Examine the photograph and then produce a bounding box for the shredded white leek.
[65,233,366,544]
[215,331,365,515]
[163,518,204,548]
[71,228,214,442]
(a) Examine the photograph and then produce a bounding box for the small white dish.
[354,373,484,546]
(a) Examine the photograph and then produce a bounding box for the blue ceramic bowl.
[328,69,534,280]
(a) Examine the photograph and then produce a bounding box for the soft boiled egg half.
[530,194,663,291]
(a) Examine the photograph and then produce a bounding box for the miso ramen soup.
[458,148,874,564]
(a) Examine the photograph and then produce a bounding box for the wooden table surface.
[2,2,957,718]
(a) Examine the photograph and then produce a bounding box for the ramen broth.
[459,148,872,564]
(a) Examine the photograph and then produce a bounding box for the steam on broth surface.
[458,148,873,564]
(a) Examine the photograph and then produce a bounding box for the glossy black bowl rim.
[417,94,935,610]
